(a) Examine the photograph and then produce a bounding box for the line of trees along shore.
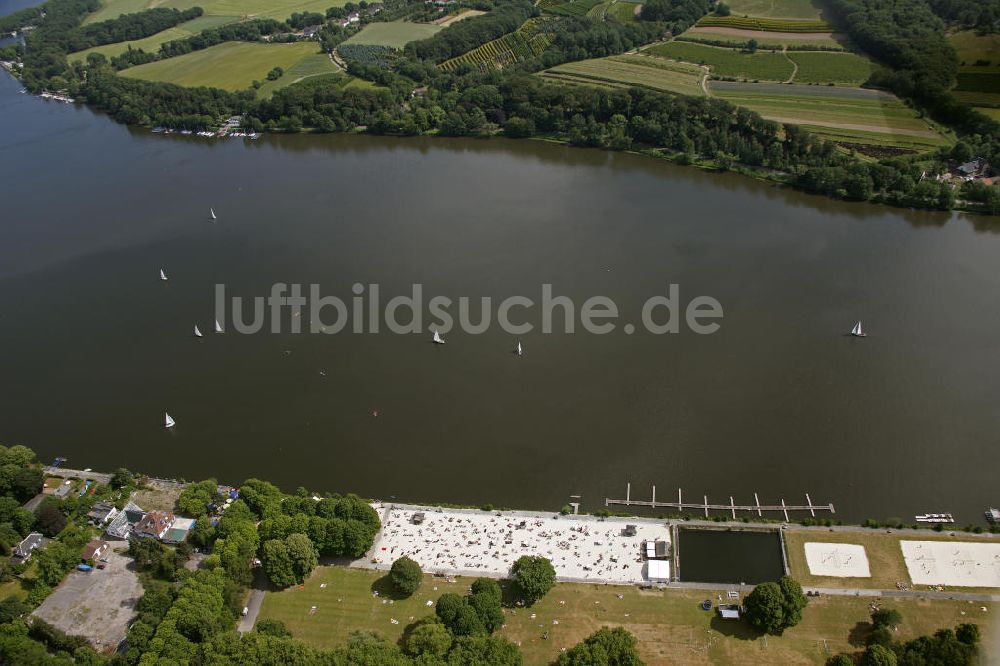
[65,7,203,52]
[6,0,1000,215]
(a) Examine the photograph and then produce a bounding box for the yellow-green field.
[69,15,238,63]
[975,107,1000,121]
[786,50,874,85]
[342,21,443,48]
[542,54,706,96]
[258,564,995,665]
[722,0,824,19]
[120,41,338,93]
[84,0,344,25]
[711,82,950,149]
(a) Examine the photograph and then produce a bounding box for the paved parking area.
[32,546,142,651]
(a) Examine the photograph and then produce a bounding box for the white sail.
[432,329,445,344]
[214,319,223,333]
[851,321,865,337]
[516,341,523,356]
[160,269,168,281]
[210,207,217,220]
[194,325,202,338]
[165,412,175,428]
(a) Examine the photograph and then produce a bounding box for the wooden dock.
[605,484,834,522]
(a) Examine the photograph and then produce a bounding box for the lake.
[1,71,999,523]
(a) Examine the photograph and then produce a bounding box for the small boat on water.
[915,513,954,523]
[214,319,223,333]
[210,207,217,220]
[516,341,523,356]
[165,412,176,428]
[432,329,445,345]
[194,325,203,338]
[160,268,168,281]
[850,321,866,337]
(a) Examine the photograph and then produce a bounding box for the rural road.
[238,572,269,633]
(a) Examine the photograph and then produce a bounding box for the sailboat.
[165,412,176,428]
[850,321,867,337]
[210,207,217,220]
[516,341,523,356]
[159,269,168,281]
[432,329,445,345]
[194,325,203,338]
[214,319,223,333]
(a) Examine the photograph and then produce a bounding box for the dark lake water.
[0,0,41,19]
[1,71,999,523]
[677,528,784,584]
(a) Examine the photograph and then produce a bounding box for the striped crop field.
[541,55,706,96]
[645,41,793,81]
[679,27,843,49]
[543,0,603,15]
[439,18,559,72]
[696,15,832,32]
[787,51,875,85]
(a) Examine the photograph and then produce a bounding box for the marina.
[605,484,835,521]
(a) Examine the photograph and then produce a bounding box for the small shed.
[412,512,426,525]
[622,524,637,537]
[81,539,109,562]
[717,604,741,620]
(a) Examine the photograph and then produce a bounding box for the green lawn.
[646,41,793,81]
[120,41,338,92]
[259,564,995,665]
[787,51,875,84]
[69,15,238,63]
[341,21,442,48]
[542,54,706,96]
[975,106,1000,121]
[84,0,344,24]
[722,0,824,19]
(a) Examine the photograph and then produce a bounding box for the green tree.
[446,635,523,665]
[261,539,295,589]
[255,618,291,638]
[956,623,980,645]
[285,532,318,582]
[511,556,555,605]
[872,607,903,629]
[826,656,854,666]
[176,479,217,518]
[744,581,785,634]
[110,468,134,489]
[861,643,897,666]
[557,626,643,665]
[390,556,422,597]
[34,501,65,537]
[778,576,807,628]
[406,620,453,657]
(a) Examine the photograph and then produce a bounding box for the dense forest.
[928,0,1000,30]
[64,7,203,52]
[404,0,536,62]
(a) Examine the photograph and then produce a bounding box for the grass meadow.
[69,15,237,62]
[120,41,338,93]
[257,564,994,665]
[342,21,443,48]
[722,0,824,18]
[680,27,843,49]
[787,51,874,85]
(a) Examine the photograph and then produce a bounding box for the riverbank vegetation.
[4,0,999,216]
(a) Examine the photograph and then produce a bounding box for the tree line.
[403,0,536,62]
[64,7,203,52]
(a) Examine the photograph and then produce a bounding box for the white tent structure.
[646,559,670,582]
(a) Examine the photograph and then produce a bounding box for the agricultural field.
[83,0,343,25]
[440,17,559,72]
[69,15,237,63]
[607,0,641,21]
[542,54,706,96]
[680,26,844,49]
[696,15,832,31]
[543,0,604,16]
[711,82,950,150]
[949,30,1000,72]
[120,41,337,93]
[645,41,793,81]
[342,21,442,49]
[786,51,874,85]
[723,0,824,18]
[258,564,995,665]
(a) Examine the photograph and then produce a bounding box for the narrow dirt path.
[781,46,797,83]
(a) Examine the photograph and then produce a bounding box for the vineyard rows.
[439,18,560,72]
[696,15,832,31]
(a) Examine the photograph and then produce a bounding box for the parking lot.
[32,546,143,651]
